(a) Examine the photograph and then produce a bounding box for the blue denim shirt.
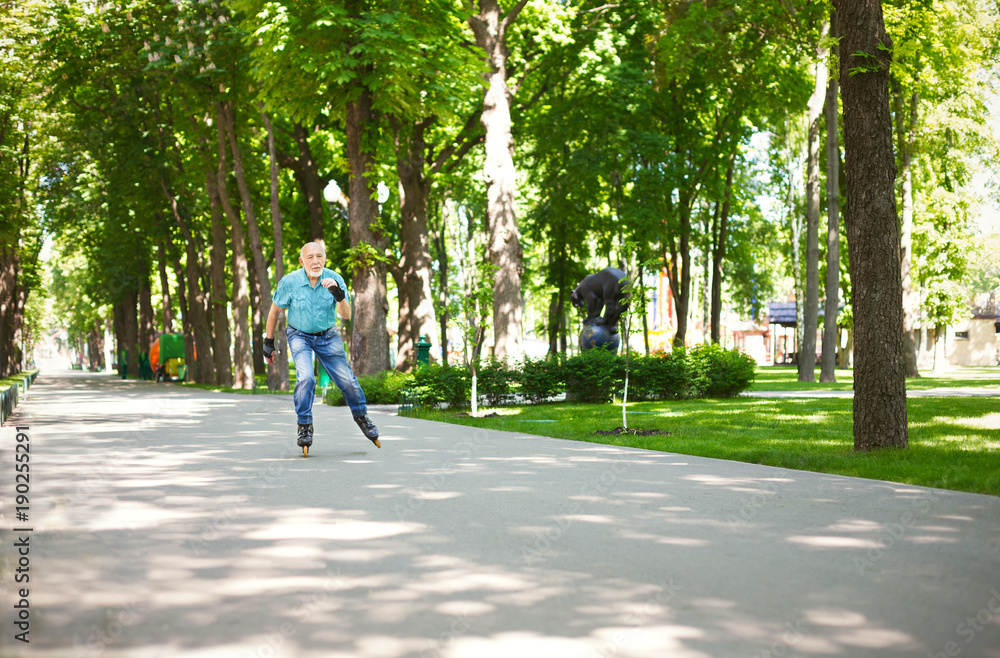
[272,268,350,333]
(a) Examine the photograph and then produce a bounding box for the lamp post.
[319,178,347,392]
[323,179,346,237]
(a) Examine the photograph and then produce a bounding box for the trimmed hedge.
[564,347,625,403]
[518,354,565,404]
[687,343,757,398]
[325,345,756,409]
[413,364,470,408]
[628,349,692,401]
[476,358,517,406]
[323,369,414,406]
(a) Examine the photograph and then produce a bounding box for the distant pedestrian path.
[746,386,1000,398]
[2,370,1000,657]
[748,366,999,398]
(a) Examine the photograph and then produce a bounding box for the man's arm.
[337,298,351,321]
[265,303,284,338]
[263,303,284,365]
[319,277,351,321]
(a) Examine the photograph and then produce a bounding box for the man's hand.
[263,337,278,364]
[322,278,346,302]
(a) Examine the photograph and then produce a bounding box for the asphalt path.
[2,371,1000,658]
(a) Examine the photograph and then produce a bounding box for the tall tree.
[835,0,908,451]
[0,0,48,377]
[800,19,830,381]
[207,171,234,387]
[234,0,475,374]
[820,10,841,383]
[262,108,290,390]
[468,0,529,361]
[895,84,920,377]
[710,151,737,344]
[220,99,282,386]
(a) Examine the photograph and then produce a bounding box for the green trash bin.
[416,335,432,368]
[176,364,188,382]
[317,357,331,388]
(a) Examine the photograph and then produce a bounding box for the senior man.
[263,241,380,452]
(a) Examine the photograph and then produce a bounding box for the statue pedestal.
[579,322,621,352]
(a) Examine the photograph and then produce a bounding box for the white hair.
[300,242,326,260]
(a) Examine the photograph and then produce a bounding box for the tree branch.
[430,110,482,175]
[500,0,531,37]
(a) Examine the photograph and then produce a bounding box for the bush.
[413,364,471,408]
[324,369,415,406]
[688,343,756,397]
[476,358,517,406]
[564,347,625,403]
[322,343,755,409]
[518,354,565,404]
[628,349,692,400]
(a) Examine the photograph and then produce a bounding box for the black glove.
[329,283,346,302]
[263,337,277,361]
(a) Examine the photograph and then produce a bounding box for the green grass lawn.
[419,395,1000,497]
[751,365,1000,391]
[0,369,38,389]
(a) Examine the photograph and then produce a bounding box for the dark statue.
[571,267,630,351]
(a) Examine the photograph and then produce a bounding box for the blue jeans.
[287,326,367,424]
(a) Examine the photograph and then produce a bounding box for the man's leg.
[314,332,367,418]
[287,330,318,425]
[315,331,379,446]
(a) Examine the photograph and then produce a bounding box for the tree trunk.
[157,240,174,332]
[216,113,254,390]
[207,170,234,387]
[113,303,125,377]
[918,286,931,368]
[932,325,948,373]
[139,271,154,356]
[667,201,692,348]
[293,122,327,248]
[896,86,920,378]
[469,0,528,361]
[346,88,390,374]
[162,178,215,384]
[711,153,735,345]
[801,22,829,381]
[821,11,841,383]
[391,119,437,371]
[431,208,451,367]
[89,320,105,371]
[123,288,139,381]
[220,100,278,385]
[248,263,266,377]
[0,244,24,378]
[791,212,804,366]
[836,0,909,451]
[262,109,290,390]
[172,256,195,381]
[702,210,712,341]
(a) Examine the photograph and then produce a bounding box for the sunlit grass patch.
[421,396,1000,496]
